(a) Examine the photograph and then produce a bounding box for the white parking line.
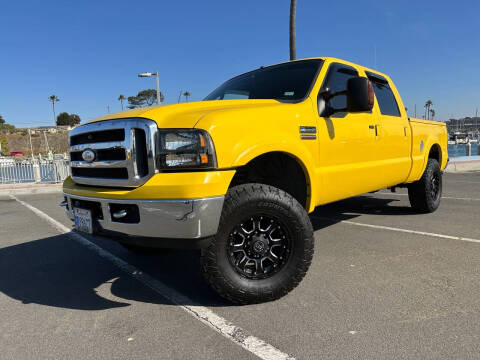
[313,215,480,244]
[10,195,294,360]
[375,192,480,201]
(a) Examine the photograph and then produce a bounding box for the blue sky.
[1,0,479,126]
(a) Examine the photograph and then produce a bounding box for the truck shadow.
[310,194,416,230]
[0,195,414,309]
[310,194,417,224]
[0,233,229,310]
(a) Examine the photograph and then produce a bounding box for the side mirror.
[319,77,374,117]
[346,77,374,112]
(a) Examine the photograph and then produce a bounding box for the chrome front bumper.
[63,194,224,239]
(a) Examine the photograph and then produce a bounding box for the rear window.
[366,72,401,117]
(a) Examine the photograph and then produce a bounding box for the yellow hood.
[89,99,283,129]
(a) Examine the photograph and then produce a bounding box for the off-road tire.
[200,183,314,304]
[408,158,442,213]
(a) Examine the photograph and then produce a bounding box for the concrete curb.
[445,159,480,173]
[0,183,62,195]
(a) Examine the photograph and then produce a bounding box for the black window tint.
[322,64,358,110]
[366,72,400,117]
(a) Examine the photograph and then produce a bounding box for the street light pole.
[138,71,161,105]
[155,71,160,105]
[44,131,50,153]
[28,128,34,161]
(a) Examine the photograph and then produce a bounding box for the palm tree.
[49,95,60,126]
[289,0,297,60]
[118,94,126,111]
[430,109,435,120]
[427,100,433,119]
[424,100,433,120]
[183,91,191,102]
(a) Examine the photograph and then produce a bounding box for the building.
[446,117,480,139]
[28,125,73,134]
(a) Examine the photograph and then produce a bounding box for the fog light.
[112,210,128,219]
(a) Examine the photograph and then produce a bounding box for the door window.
[321,64,359,115]
[366,72,401,117]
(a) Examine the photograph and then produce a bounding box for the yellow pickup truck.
[63,57,448,304]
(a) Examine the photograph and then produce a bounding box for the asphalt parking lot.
[1,172,479,360]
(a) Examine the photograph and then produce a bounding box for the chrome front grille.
[69,118,158,187]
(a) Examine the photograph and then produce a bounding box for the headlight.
[156,129,217,170]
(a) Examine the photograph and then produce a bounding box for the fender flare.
[232,143,317,213]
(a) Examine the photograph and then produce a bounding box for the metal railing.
[0,158,70,184]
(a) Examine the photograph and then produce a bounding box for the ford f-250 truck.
[62,57,448,304]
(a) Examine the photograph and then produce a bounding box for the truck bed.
[407,117,448,181]
[409,118,447,127]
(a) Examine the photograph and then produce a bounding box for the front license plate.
[74,208,93,234]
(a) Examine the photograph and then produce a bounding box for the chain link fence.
[0,158,70,184]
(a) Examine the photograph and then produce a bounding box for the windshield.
[204,59,323,102]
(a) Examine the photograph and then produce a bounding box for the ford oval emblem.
[82,149,96,163]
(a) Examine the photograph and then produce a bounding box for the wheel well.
[229,152,309,209]
[428,144,442,164]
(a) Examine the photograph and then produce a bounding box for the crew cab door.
[365,72,412,186]
[316,63,385,203]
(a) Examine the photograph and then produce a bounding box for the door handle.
[368,125,375,129]
[369,125,378,136]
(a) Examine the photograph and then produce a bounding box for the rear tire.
[408,158,442,213]
[200,183,314,304]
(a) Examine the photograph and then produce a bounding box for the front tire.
[201,183,314,304]
[408,158,442,213]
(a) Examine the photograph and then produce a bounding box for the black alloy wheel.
[430,170,441,202]
[227,215,292,280]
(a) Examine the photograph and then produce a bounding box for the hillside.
[0,132,69,155]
